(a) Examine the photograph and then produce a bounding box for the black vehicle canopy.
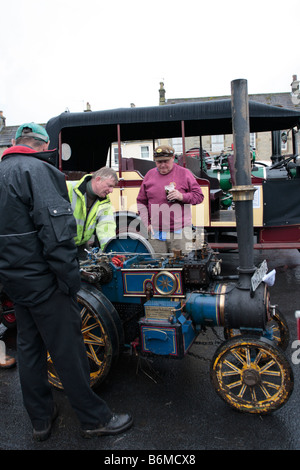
[46,99,300,173]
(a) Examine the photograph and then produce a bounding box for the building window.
[211,135,224,152]
[281,131,287,151]
[171,138,183,154]
[113,147,120,165]
[141,145,150,159]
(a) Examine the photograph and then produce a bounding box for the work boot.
[81,413,133,438]
[32,404,59,442]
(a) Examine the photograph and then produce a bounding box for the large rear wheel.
[47,287,121,390]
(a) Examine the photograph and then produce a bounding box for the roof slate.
[0,125,19,147]
[0,123,46,148]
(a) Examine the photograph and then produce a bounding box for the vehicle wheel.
[0,296,16,329]
[223,308,290,351]
[81,283,124,348]
[47,287,120,390]
[210,336,294,414]
[103,232,154,256]
[266,308,290,351]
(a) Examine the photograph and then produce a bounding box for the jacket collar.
[1,145,58,166]
[75,174,109,203]
[76,174,92,194]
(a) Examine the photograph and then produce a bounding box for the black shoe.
[81,413,133,438]
[32,404,59,442]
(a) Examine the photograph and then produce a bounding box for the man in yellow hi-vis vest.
[67,167,118,256]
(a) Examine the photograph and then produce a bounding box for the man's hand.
[167,189,183,202]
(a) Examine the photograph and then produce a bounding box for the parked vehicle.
[46,98,300,250]
[45,234,293,414]
[184,147,213,168]
[44,83,296,414]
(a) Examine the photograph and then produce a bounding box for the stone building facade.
[158,76,300,162]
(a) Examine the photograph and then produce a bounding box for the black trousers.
[15,289,112,429]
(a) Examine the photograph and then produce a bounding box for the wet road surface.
[0,249,300,452]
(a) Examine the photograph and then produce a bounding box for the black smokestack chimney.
[230,79,256,289]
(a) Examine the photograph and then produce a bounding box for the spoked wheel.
[48,287,122,390]
[210,336,294,414]
[266,308,290,351]
[80,283,124,350]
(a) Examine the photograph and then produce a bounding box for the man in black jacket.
[0,123,132,441]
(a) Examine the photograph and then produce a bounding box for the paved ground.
[0,248,300,453]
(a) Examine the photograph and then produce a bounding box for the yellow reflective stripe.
[97,214,114,223]
[76,219,85,227]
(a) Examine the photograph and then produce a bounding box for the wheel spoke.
[259,360,280,376]
[231,351,246,366]
[269,324,281,343]
[250,387,257,402]
[254,350,264,365]
[84,333,105,347]
[245,347,251,367]
[80,306,88,320]
[82,321,102,334]
[227,379,243,389]
[87,345,103,366]
[223,359,242,375]
[258,383,272,399]
[237,384,247,398]
[261,380,281,391]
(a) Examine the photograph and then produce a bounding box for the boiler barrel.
[185,282,269,330]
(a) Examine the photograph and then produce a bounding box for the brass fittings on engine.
[229,185,257,202]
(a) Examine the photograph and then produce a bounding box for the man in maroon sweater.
[137,145,204,253]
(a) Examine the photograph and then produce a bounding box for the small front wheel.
[210,336,294,414]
